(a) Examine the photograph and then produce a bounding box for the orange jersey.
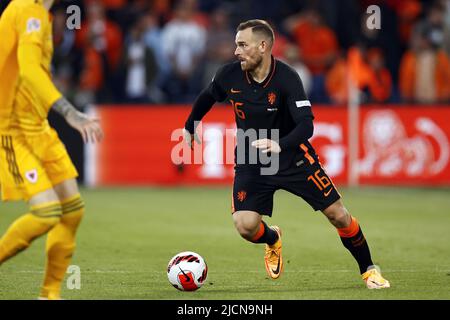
[0,0,62,134]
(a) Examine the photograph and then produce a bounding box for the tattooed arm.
[51,97,104,143]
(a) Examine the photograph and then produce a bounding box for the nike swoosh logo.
[230,89,242,93]
[323,188,333,197]
[271,257,281,275]
[179,267,191,282]
[369,280,385,286]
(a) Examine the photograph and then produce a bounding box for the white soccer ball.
[167,251,208,291]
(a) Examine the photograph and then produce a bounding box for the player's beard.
[240,54,263,72]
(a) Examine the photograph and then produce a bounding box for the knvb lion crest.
[268,92,276,105]
[237,190,247,202]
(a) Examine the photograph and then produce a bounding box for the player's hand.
[183,128,201,149]
[251,139,281,154]
[66,110,104,144]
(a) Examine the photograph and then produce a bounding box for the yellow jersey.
[0,0,62,134]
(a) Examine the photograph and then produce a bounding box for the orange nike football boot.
[362,267,390,289]
[264,226,283,279]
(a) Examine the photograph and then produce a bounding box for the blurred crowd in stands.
[48,0,450,106]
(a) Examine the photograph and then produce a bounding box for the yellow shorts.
[0,128,78,201]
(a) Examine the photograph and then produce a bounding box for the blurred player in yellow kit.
[0,0,103,299]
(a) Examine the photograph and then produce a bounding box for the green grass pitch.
[1,186,449,300]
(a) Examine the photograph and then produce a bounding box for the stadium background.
[41,0,450,187]
[1,0,450,300]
